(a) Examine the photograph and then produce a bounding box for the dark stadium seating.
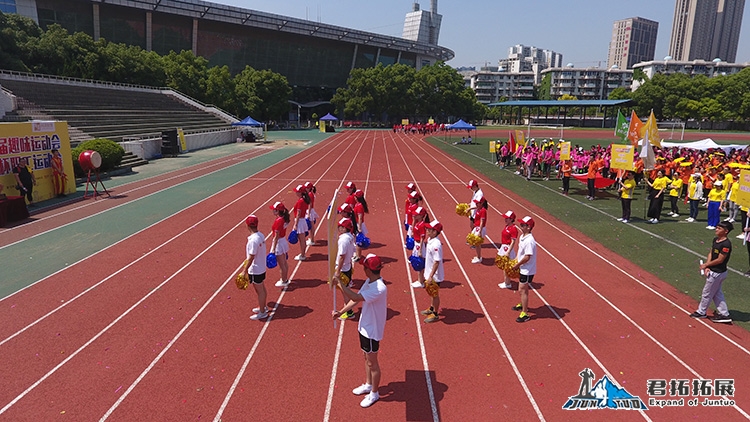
[0,75,232,145]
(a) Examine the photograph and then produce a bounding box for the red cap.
[304,181,313,189]
[472,196,485,204]
[338,203,353,214]
[360,253,383,271]
[406,182,417,191]
[412,206,427,216]
[409,191,421,200]
[270,201,286,211]
[345,181,356,190]
[520,216,535,230]
[294,184,305,193]
[354,189,364,198]
[338,217,353,231]
[467,179,478,188]
[502,210,516,220]
[425,219,443,233]
[245,215,259,227]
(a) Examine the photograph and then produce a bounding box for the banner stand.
[83,169,110,199]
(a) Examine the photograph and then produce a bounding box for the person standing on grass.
[269,202,291,288]
[334,217,357,320]
[560,159,572,196]
[304,182,319,246]
[686,172,703,223]
[498,210,519,289]
[332,254,387,408]
[585,154,601,200]
[512,216,537,323]
[725,178,739,224]
[470,196,488,264]
[421,220,444,323]
[617,171,636,224]
[467,179,483,230]
[706,180,725,230]
[667,173,683,218]
[243,215,268,320]
[291,184,310,260]
[645,170,669,224]
[691,221,733,323]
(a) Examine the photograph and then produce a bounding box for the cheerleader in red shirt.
[406,190,422,238]
[338,203,358,234]
[410,206,429,288]
[404,182,417,231]
[498,210,519,289]
[292,184,310,260]
[269,201,291,287]
[304,181,319,246]
[353,189,369,259]
[344,181,357,207]
[471,196,488,264]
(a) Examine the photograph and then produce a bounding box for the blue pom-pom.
[266,253,278,269]
[405,236,415,250]
[409,256,425,271]
[288,230,298,244]
[306,218,312,230]
[356,232,371,248]
[404,222,409,231]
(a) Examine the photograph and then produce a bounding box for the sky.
[224,0,750,68]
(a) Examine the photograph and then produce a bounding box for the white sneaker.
[736,234,744,239]
[471,257,481,264]
[729,219,735,223]
[306,239,316,246]
[616,218,624,221]
[410,281,424,288]
[686,218,694,222]
[252,306,268,313]
[724,217,732,222]
[250,311,268,320]
[621,219,628,223]
[360,392,379,408]
[352,383,372,395]
[706,226,716,229]
[275,279,290,287]
[498,282,512,289]
[294,254,306,261]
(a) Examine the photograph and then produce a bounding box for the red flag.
[509,131,516,156]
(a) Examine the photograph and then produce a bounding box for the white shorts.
[497,244,517,259]
[359,221,368,236]
[411,244,424,258]
[472,227,486,238]
[296,219,308,234]
[307,208,319,223]
[274,237,290,255]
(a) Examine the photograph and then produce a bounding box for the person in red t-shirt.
[269,201,291,287]
[353,189,369,259]
[471,196,488,264]
[291,184,310,260]
[406,191,421,238]
[498,210,519,289]
[344,181,357,207]
[304,182,319,246]
[404,182,417,231]
[410,206,429,288]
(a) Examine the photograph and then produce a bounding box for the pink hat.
[338,217,353,231]
[360,253,383,271]
[270,201,286,211]
[245,215,259,227]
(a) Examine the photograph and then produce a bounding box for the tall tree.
[234,66,291,122]
[162,50,208,101]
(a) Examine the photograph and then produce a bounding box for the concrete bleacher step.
[118,151,148,168]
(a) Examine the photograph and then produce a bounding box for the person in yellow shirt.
[667,174,684,218]
[724,170,738,223]
[645,170,670,224]
[686,172,703,223]
[706,180,726,229]
[617,171,636,223]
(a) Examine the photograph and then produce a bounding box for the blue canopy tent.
[319,113,338,132]
[446,119,477,143]
[319,113,338,121]
[232,116,264,141]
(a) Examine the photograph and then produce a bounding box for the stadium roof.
[488,100,632,107]
[101,0,454,61]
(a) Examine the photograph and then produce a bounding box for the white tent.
[659,138,748,152]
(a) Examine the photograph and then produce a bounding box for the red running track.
[0,130,748,421]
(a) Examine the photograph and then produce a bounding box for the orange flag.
[627,110,643,148]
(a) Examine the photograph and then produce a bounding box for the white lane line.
[392,133,545,421]
[0,133,349,416]
[412,135,746,419]
[0,148,272,246]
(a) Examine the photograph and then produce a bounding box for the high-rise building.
[402,1,442,46]
[607,17,658,69]
[498,44,562,84]
[668,0,745,62]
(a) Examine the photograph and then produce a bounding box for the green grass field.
[427,131,750,330]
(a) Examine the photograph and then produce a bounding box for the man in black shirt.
[12,157,36,205]
[691,221,733,323]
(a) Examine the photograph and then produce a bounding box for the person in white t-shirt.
[467,179,484,230]
[512,216,537,323]
[422,220,444,323]
[335,217,357,320]
[332,254,388,409]
[243,215,268,320]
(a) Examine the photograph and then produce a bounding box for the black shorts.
[343,268,352,280]
[359,332,380,353]
[519,274,534,284]
[249,272,266,284]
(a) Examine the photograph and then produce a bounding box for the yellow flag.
[641,111,661,147]
[515,130,526,149]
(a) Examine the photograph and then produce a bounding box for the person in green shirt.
[617,171,636,224]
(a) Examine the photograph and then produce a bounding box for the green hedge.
[71,139,125,177]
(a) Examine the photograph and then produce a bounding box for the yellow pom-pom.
[455,203,471,217]
[425,278,440,298]
[466,232,483,247]
[494,254,510,270]
[236,272,249,290]
[505,259,521,279]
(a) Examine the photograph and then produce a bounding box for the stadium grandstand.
[5,0,454,101]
